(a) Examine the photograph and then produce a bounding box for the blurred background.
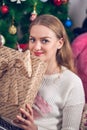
[0,0,87,50]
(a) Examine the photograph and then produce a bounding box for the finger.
[16,115,29,126]
[26,104,33,116]
[20,108,33,122]
[14,116,28,130]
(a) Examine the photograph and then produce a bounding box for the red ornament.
[53,0,62,6]
[18,43,29,51]
[1,4,9,14]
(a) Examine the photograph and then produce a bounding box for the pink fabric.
[71,33,87,102]
[33,93,52,119]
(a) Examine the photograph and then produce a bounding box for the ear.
[57,38,64,49]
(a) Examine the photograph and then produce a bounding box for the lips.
[34,51,44,56]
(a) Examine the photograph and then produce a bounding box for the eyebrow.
[29,35,52,39]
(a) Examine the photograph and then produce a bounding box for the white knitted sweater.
[33,67,85,130]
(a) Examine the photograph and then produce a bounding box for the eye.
[41,39,49,44]
[29,37,35,43]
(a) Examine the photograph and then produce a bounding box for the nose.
[34,42,41,51]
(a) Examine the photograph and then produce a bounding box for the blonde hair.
[29,14,76,73]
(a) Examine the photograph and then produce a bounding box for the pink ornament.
[30,10,37,21]
[62,0,69,4]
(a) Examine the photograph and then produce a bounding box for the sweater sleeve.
[62,104,84,130]
[62,77,85,130]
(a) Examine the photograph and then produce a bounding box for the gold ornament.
[9,25,17,35]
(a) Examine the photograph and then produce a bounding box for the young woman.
[1,14,84,130]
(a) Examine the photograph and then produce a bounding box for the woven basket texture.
[0,46,47,120]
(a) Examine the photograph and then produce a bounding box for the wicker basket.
[0,46,47,120]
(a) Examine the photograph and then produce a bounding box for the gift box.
[0,45,47,120]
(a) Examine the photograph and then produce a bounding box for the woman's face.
[29,25,63,63]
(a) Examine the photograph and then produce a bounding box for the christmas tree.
[0,0,73,49]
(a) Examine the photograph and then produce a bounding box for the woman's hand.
[14,104,38,130]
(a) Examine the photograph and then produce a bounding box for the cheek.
[29,44,33,51]
[48,45,57,55]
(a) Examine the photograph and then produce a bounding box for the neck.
[45,64,61,75]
